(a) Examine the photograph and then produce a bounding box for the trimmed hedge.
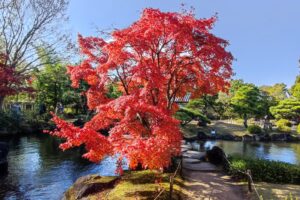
[228,155,300,184]
[247,125,262,134]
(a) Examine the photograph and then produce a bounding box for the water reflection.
[196,140,300,165]
[0,135,127,200]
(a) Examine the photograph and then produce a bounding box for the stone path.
[180,141,249,200]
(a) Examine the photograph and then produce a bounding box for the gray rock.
[62,174,119,200]
[183,158,202,164]
[183,162,221,172]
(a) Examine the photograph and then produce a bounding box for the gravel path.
[181,166,250,200]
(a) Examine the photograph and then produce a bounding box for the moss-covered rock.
[62,174,119,200]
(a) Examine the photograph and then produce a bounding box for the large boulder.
[259,134,271,142]
[242,134,254,141]
[221,134,235,141]
[271,133,287,141]
[206,146,226,166]
[62,174,119,200]
[234,136,243,141]
[286,134,300,142]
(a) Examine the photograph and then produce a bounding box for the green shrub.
[228,155,300,184]
[297,124,300,134]
[175,108,210,126]
[247,125,262,134]
[276,119,292,133]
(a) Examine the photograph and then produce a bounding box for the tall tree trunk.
[243,114,248,128]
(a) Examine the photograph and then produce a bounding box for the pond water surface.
[0,135,127,200]
[0,135,300,200]
[194,140,300,165]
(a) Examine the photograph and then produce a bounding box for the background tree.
[0,0,70,107]
[260,83,288,101]
[270,98,300,122]
[291,76,300,99]
[33,52,87,113]
[174,107,210,126]
[47,8,233,170]
[231,84,263,127]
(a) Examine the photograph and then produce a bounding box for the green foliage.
[260,83,288,101]
[247,125,262,134]
[0,111,20,130]
[231,84,271,118]
[106,84,122,99]
[32,51,89,114]
[228,155,300,184]
[291,75,300,100]
[230,84,274,127]
[297,124,300,134]
[175,107,210,126]
[231,85,258,116]
[270,99,300,120]
[276,119,292,133]
[185,96,220,119]
[229,79,245,95]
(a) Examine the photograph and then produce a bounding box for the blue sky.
[68,0,300,87]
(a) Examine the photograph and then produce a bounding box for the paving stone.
[183,162,221,172]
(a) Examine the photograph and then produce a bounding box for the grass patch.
[88,170,184,200]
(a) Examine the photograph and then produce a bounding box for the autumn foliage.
[0,55,24,97]
[48,8,233,170]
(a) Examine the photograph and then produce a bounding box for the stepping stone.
[186,150,205,155]
[181,148,189,153]
[183,151,206,159]
[183,162,222,172]
[183,158,202,164]
[181,144,192,149]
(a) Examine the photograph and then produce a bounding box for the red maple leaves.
[48,8,233,170]
[0,54,24,96]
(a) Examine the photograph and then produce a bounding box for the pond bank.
[63,170,184,200]
[182,120,300,143]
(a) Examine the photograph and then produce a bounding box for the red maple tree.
[0,55,21,96]
[48,8,233,170]
[0,54,33,107]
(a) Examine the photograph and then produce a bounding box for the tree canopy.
[47,8,233,170]
[270,98,300,121]
[291,76,300,99]
[260,83,288,101]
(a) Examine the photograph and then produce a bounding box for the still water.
[194,140,300,165]
[0,135,300,200]
[0,135,127,200]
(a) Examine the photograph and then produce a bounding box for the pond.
[0,135,127,200]
[1,136,300,200]
[195,140,300,165]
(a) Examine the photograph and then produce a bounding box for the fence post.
[180,156,183,177]
[169,176,173,200]
[246,169,253,192]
